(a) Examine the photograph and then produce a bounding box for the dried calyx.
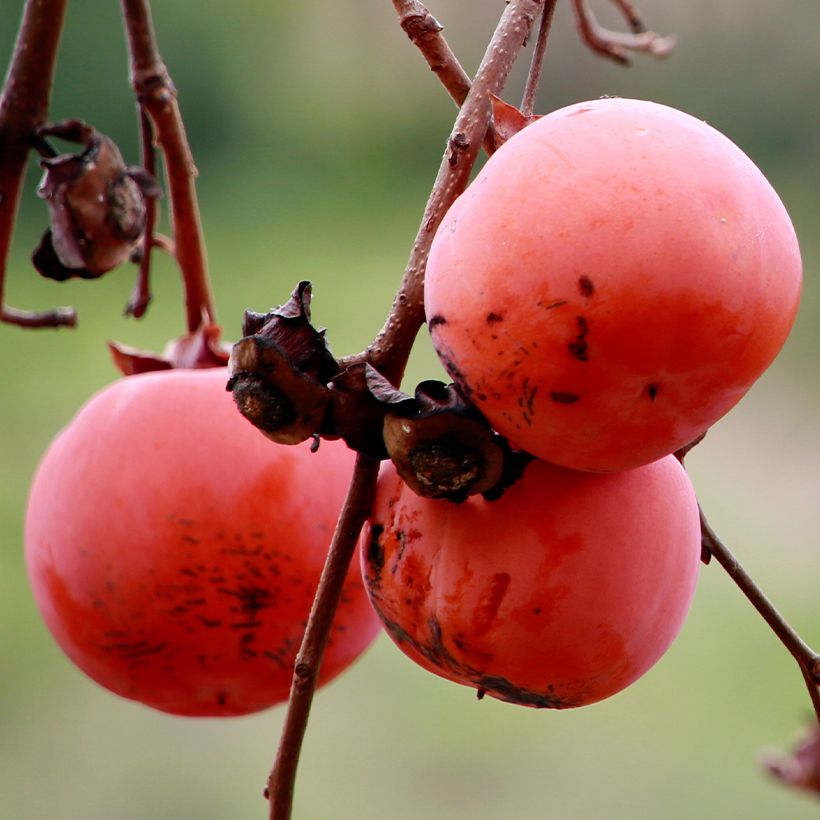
[227,282,340,445]
[32,120,160,281]
[370,369,523,502]
[228,282,532,502]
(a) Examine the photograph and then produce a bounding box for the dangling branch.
[571,0,675,65]
[120,0,216,333]
[0,0,76,328]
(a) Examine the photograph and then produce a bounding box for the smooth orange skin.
[25,368,380,717]
[362,457,700,708]
[425,97,802,471]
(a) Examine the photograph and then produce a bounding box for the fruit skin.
[25,368,380,717]
[361,457,701,708]
[425,97,802,472]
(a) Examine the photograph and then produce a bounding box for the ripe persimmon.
[25,368,380,716]
[362,456,701,708]
[425,97,802,471]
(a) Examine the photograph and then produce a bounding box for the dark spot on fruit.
[486,312,503,324]
[544,300,568,310]
[428,314,447,328]
[104,639,167,661]
[550,392,580,404]
[521,378,537,419]
[647,383,659,401]
[263,650,286,667]
[196,615,222,628]
[366,524,385,587]
[231,620,262,630]
[216,691,228,706]
[568,316,589,361]
[240,633,257,659]
[219,585,275,626]
[577,276,595,297]
[475,674,577,709]
[392,530,407,569]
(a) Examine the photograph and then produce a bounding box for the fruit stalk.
[346,0,544,387]
[0,0,75,328]
[267,452,381,819]
[391,0,497,155]
[268,1,546,815]
[121,0,216,333]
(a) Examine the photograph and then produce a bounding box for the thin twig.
[391,0,497,156]
[346,0,544,388]
[571,0,675,65]
[700,508,820,723]
[124,109,158,318]
[520,0,558,117]
[267,453,381,819]
[0,0,76,328]
[120,0,216,333]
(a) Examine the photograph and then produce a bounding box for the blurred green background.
[1,1,817,818]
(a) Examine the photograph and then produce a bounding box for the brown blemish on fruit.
[486,312,503,324]
[568,316,589,361]
[374,601,579,709]
[550,391,580,404]
[475,674,577,709]
[646,383,659,401]
[366,524,385,587]
[473,572,511,636]
[577,276,595,297]
[219,584,274,629]
[428,314,447,328]
[518,378,538,426]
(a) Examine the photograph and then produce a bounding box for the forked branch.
[352,0,544,387]
[571,0,675,65]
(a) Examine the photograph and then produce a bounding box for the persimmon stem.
[267,453,380,819]
[351,0,544,387]
[700,508,820,724]
[391,0,497,155]
[0,0,76,328]
[267,3,545,816]
[120,0,216,333]
[520,0,559,117]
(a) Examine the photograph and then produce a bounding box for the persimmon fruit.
[361,456,701,708]
[25,368,380,717]
[425,97,802,472]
